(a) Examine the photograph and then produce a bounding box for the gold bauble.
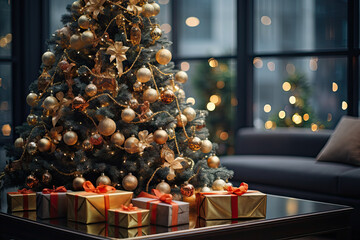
[42,51,56,66]
[27,142,37,155]
[151,2,160,16]
[133,81,143,92]
[151,26,162,41]
[141,3,154,17]
[188,137,201,151]
[27,114,38,126]
[43,95,58,110]
[98,117,117,136]
[200,139,213,153]
[200,184,212,192]
[26,92,38,107]
[78,15,90,29]
[212,177,226,190]
[153,129,168,145]
[177,89,185,99]
[82,139,93,151]
[124,136,139,154]
[160,88,175,104]
[183,107,196,122]
[143,87,158,103]
[96,173,111,186]
[156,180,171,194]
[175,71,188,84]
[38,138,51,152]
[111,131,125,146]
[176,114,188,127]
[85,82,97,97]
[42,170,52,184]
[181,181,195,197]
[121,107,136,123]
[130,24,142,45]
[73,175,86,190]
[81,30,94,45]
[70,34,83,50]
[63,131,78,146]
[129,98,139,109]
[14,137,24,148]
[156,48,172,65]
[207,155,220,168]
[122,173,138,191]
[71,0,82,12]
[136,67,151,83]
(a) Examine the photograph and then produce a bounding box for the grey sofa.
[221,128,360,237]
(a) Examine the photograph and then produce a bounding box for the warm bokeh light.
[289,96,296,104]
[292,113,302,125]
[219,132,229,141]
[332,82,338,92]
[311,123,319,132]
[1,124,11,136]
[267,61,275,71]
[263,104,271,113]
[265,121,274,129]
[0,101,9,110]
[160,23,172,33]
[342,101,348,110]
[261,16,272,25]
[303,113,310,121]
[210,95,221,106]
[278,110,286,119]
[185,17,200,27]
[208,58,218,68]
[282,82,291,91]
[180,61,190,71]
[231,97,238,106]
[186,97,196,105]
[207,102,216,111]
[216,80,225,89]
[327,113,332,122]
[309,58,318,71]
[286,63,296,75]
[158,0,169,4]
[253,57,263,68]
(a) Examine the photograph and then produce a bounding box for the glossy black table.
[0,188,353,240]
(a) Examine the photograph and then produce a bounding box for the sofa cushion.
[338,168,360,197]
[221,155,355,196]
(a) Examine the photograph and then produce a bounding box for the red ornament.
[180,181,195,197]
[26,174,39,189]
[72,95,89,111]
[58,59,70,71]
[90,133,103,146]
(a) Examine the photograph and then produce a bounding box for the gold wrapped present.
[67,181,132,224]
[197,183,267,220]
[7,189,36,212]
[11,211,37,221]
[108,225,149,238]
[108,204,150,228]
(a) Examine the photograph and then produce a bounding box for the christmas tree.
[0,0,233,196]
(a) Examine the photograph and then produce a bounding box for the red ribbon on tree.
[7,188,35,211]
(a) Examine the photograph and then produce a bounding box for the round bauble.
[42,51,56,66]
[156,180,171,194]
[71,0,82,12]
[27,114,38,126]
[175,71,188,84]
[133,81,143,92]
[26,92,38,107]
[143,87,158,103]
[81,30,94,45]
[225,182,233,189]
[58,59,70,71]
[72,95,87,110]
[73,175,86,190]
[43,95,58,110]
[154,129,168,145]
[141,3,154,17]
[129,98,139,109]
[98,117,116,136]
[122,173,138,191]
[14,137,24,148]
[160,88,175,104]
[183,107,196,122]
[27,142,37,155]
[177,89,185,99]
[200,139,213,153]
[176,114,188,127]
[212,177,226,190]
[42,170,52,184]
[151,26,162,41]
[85,82,97,97]
[90,133,103,145]
[78,15,90,29]
[207,155,220,168]
[200,184,212,192]
[111,131,125,146]
[38,138,51,152]
[121,107,136,123]
[96,173,111,186]
[136,67,151,83]
[82,139,93,151]
[156,48,172,65]
[124,136,139,154]
[26,174,39,189]
[188,137,201,151]
[151,2,160,16]
[70,34,83,50]
[63,131,78,146]
[180,181,194,197]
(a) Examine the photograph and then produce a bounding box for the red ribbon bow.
[226,182,249,196]
[17,188,34,194]
[138,189,174,204]
[83,181,116,193]
[42,186,67,194]
[121,204,138,211]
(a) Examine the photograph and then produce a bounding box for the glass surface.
[176,0,236,57]
[0,0,11,57]
[0,64,12,142]
[254,0,347,53]
[253,57,347,130]
[178,59,236,155]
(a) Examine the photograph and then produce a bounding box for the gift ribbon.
[138,189,179,226]
[42,186,67,194]
[114,204,143,228]
[8,188,35,211]
[41,186,67,218]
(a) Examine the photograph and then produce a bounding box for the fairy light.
[210,95,221,105]
[282,82,291,91]
[265,121,275,129]
[342,101,348,110]
[289,96,296,104]
[219,132,229,141]
[303,113,310,121]
[216,80,225,89]
[267,62,275,71]
[278,110,286,119]
[332,82,338,92]
[261,16,272,25]
[207,102,215,111]
[327,113,332,122]
[160,23,171,34]
[292,113,302,125]
[208,58,218,68]
[180,62,190,71]
[263,104,271,113]
[311,123,319,132]
[186,97,195,105]
[1,124,11,136]
[253,57,263,68]
[185,17,200,27]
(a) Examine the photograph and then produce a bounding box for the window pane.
[49,0,74,35]
[177,0,236,57]
[0,0,11,57]
[0,64,13,141]
[178,59,237,155]
[254,57,347,130]
[254,0,347,53]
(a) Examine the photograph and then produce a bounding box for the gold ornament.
[14,137,24,148]
[96,173,111,186]
[201,184,212,192]
[130,24,141,45]
[26,174,39,189]
[212,177,226,190]
[151,2,160,16]
[82,139,93,151]
[156,48,172,65]
[124,136,139,154]
[111,131,125,146]
[121,107,136,123]
[183,107,196,122]
[156,180,171,194]
[176,114,188,127]
[133,81,143,91]
[42,170,52,184]
[207,155,220,168]
[181,181,194,197]
[81,30,95,45]
[188,137,201,151]
[200,139,213,153]
[106,41,129,75]
[151,26,162,41]
[138,130,154,153]
[129,98,139,109]
[73,175,86,190]
[27,114,38,126]
[98,117,117,136]
[71,0,82,12]
[26,92,38,107]
[42,95,58,110]
[78,15,90,29]
[27,142,37,155]
[160,88,175,104]
[154,129,168,145]
[141,3,154,17]
[143,87,158,103]
[63,131,78,146]
[38,138,51,152]
[90,132,103,145]
[175,71,188,84]
[42,51,56,66]
[177,89,185,100]
[85,82,97,97]
[122,173,138,191]
[85,0,106,20]
[127,0,142,15]
[70,34,83,50]
[72,95,89,111]
[136,67,152,83]
[38,71,52,92]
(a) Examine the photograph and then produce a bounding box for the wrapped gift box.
[108,206,150,228]
[36,188,68,219]
[197,191,267,220]
[7,190,36,212]
[108,225,149,238]
[11,211,37,221]
[132,197,189,226]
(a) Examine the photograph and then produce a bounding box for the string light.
[332,82,338,92]
[208,58,218,68]
[180,62,190,71]
[185,17,200,27]
[289,96,296,104]
[261,16,272,25]
[292,113,302,125]
[342,101,348,110]
[267,62,275,71]
[282,82,291,91]
[311,123,319,132]
[303,113,309,121]
[216,80,225,89]
[1,124,11,136]
[278,110,286,119]
[263,104,271,113]
[186,97,195,105]
[207,102,215,111]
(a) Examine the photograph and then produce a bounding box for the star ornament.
[106,41,129,76]
[85,0,106,20]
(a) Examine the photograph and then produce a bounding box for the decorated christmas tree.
[0,0,233,197]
